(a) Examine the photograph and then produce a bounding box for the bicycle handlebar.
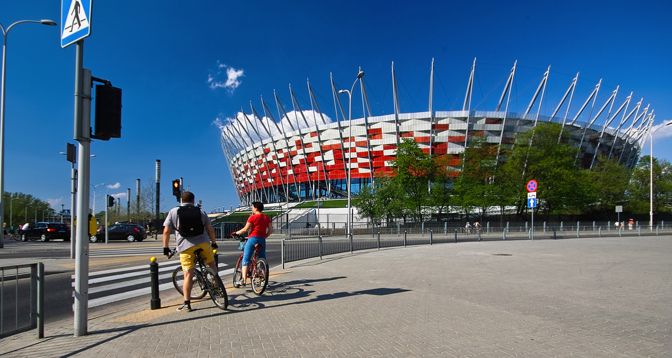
[167,248,178,259]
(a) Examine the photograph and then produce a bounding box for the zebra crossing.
[71,261,234,308]
[88,246,165,257]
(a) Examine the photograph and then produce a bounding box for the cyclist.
[233,201,271,287]
[163,191,218,312]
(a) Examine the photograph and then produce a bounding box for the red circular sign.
[526,179,538,192]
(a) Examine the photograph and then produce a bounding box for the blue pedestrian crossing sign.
[60,0,92,48]
[527,198,537,208]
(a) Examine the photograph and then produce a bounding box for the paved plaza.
[1,236,670,357]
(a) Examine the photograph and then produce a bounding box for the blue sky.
[2,0,671,213]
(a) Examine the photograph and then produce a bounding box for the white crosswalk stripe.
[71,261,232,308]
[89,247,165,257]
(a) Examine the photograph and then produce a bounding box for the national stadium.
[217,60,653,206]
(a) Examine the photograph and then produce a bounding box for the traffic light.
[172,179,181,202]
[107,195,115,208]
[93,84,122,140]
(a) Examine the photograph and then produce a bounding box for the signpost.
[62,0,93,337]
[615,205,623,227]
[526,179,538,240]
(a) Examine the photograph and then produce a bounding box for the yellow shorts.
[179,242,214,271]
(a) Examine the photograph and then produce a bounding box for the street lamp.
[92,182,105,215]
[0,18,57,249]
[649,119,672,230]
[337,68,365,237]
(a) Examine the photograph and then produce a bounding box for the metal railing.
[0,262,44,339]
[280,225,672,268]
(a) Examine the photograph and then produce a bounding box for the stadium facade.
[218,60,654,205]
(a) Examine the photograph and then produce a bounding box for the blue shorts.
[242,236,266,266]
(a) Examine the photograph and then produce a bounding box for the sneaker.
[235,279,245,287]
[176,302,192,312]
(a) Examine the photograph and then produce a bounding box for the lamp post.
[0,18,57,248]
[649,120,672,231]
[92,183,105,216]
[337,69,365,237]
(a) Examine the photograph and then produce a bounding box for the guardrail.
[280,226,672,268]
[0,262,44,339]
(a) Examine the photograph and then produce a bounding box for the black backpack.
[176,205,204,237]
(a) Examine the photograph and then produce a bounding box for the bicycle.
[169,247,228,310]
[232,233,269,295]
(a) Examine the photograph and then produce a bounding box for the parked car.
[94,223,146,242]
[20,222,70,242]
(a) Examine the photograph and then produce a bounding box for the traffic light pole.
[73,41,91,337]
[104,196,109,244]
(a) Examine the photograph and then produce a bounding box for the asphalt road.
[0,239,281,330]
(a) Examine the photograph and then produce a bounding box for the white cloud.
[47,198,64,210]
[652,121,672,140]
[106,182,121,190]
[111,192,127,200]
[208,62,244,92]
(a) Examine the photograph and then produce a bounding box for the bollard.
[553,229,557,240]
[543,221,546,233]
[528,228,531,240]
[478,229,481,241]
[397,222,401,236]
[149,257,161,310]
[319,236,323,259]
[502,228,507,240]
[454,229,458,243]
[576,221,580,233]
[37,262,44,338]
[213,249,219,267]
[592,221,596,231]
[619,227,622,237]
[525,221,528,231]
[638,226,641,236]
[607,221,611,231]
[598,227,601,237]
[444,222,448,235]
[576,226,580,238]
[560,221,564,231]
[377,231,381,250]
[429,230,433,245]
[281,239,285,269]
[486,221,490,233]
[655,225,659,236]
[421,222,425,236]
[349,233,353,253]
[506,221,510,231]
[403,230,407,247]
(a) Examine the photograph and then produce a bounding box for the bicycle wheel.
[204,267,228,310]
[232,255,243,288]
[172,267,207,300]
[251,258,269,296]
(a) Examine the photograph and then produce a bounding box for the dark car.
[21,222,70,242]
[95,223,146,242]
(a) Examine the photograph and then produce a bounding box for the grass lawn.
[294,200,348,209]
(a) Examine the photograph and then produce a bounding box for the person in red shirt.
[234,201,272,286]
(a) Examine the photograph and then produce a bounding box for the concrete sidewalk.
[1,236,670,357]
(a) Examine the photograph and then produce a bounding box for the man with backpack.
[162,191,218,312]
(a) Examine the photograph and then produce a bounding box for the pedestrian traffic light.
[107,195,115,208]
[92,84,122,140]
[172,179,181,201]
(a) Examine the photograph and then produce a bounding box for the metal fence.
[280,225,672,268]
[0,262,44,339]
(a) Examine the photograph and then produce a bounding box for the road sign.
[527,192,537,199]
[527,198,537,208]
[526,179,538,192]
[615,205,623,213]
[61,0,92,48]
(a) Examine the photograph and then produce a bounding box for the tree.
[392,139,434,222]
[626,156,672,215]
[586,156,630,212]
[2,192,55,229]
[453,137,498,220]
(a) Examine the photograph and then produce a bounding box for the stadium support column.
[291,84,330,198]
[520,66,550,180]
[461,58,476,170]
[155,160,160,232]
[225,126,254,204]
[330,74,350,184]
[564,79,601,146]
[262,97,301,200]
[494,60,517,166]
[608,98,641,160]
[358,69,375,185]
[618,104,648,163]
[590,93,632,169]
[391,62,401,147]
[227,125,261,203]
[240,113,278,202]
[308,80,334,197]
[550,73,579,144]
[251,102,288,203]
[427,59,435,193]
[275,90,314,201]
[219,134,244,203]
[574,86,619,166]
